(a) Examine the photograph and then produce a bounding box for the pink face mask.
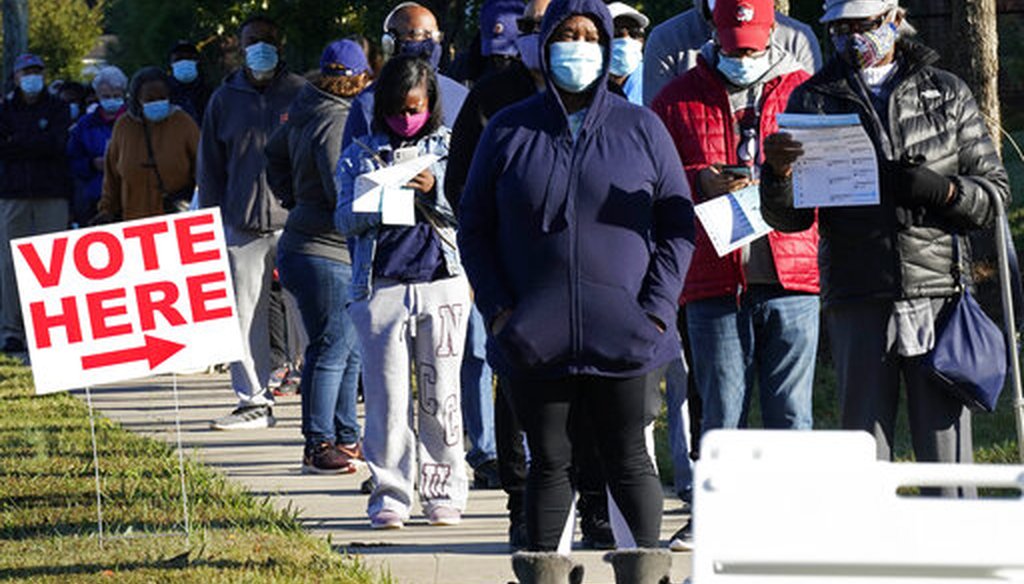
[385,111,430,138]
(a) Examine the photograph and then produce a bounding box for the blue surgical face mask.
[19,74,44,96]
[516,34,542,71]
[100,97,124,114]
[172,59,199,83]
[548,41,604,94]
[142,99,171,122]
[399,39,442,69]
[716,52,771,87]
[245,42,279,76]
[609,37,643,77]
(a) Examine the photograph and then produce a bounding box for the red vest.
[652,57,820,305]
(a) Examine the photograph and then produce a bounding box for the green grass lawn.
[0,355,391,583]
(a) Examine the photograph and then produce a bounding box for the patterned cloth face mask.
[832,20,898,69]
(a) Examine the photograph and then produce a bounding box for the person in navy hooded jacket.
[459,0,694,574]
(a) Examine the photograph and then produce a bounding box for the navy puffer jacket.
[459,0,696,380]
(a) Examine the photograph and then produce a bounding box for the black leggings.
[509,374,663,550]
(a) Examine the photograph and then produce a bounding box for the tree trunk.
[774,0,789,14]
[2,0,29,91]
[950,0,1001,156]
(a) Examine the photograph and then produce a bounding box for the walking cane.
[992,195,1024,462]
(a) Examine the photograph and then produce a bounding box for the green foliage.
[4,0,105,81]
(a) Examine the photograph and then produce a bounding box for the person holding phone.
[651,0,820,524]
[334,54,470,530]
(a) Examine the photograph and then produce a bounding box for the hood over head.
[538,0,614,120]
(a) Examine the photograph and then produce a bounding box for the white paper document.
[353,154,438,225]
[694,185,773,258]
[776,113,879,209]
[380,186,416,226]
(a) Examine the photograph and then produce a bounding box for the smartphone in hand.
[721,165,753,180]
[393,146,418,165]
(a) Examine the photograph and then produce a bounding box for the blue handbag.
[924,236,1008,412]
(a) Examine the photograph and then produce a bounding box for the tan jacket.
[100,109,199,220]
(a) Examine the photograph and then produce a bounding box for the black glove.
[881,160,953,208]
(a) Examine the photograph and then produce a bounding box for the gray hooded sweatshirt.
[197,68,304,233]
[265,81,352,263]
[643,2,822,106]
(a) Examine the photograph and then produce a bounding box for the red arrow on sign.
[80,335,186,370]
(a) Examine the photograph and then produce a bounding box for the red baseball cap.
[713,0,775,53]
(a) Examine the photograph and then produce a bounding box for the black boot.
[578,493,614,550]
[508,492,528,552]
[603,549,672,584]
[509,552,585,584]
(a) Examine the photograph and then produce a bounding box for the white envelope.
[353,154,439,213]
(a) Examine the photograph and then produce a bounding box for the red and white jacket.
[652,50,819,305]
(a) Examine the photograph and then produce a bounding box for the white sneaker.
[669,522,693,552]
[210,406,276,430]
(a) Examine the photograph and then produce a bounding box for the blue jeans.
[461,304,497,468]
[277,249,362,446]
[663,356,693,501]
[686,287,819,431]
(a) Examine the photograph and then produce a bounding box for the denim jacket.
[334,127,460,302]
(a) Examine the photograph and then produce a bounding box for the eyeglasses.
[387,28,442,43]
[828,13,891,36]
[614,24,644,39]
[516,16,542,36]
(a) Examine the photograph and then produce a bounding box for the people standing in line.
[168,40,211,125]
[96,67,199,222]
[67,66,128,226]
[265,39,372,475]
[643,0,821,106]
[652,0,821,548]
[199,14,305,431]
[335,55,471,530]
[341,2,468,149]
[0,54,72,355]
[760,0,1009,494]
[606,2,648,105]
[460,0,694,579]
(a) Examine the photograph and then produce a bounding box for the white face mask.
[548,41,604,93]
[716,52,771,86]
[609,37,643,77]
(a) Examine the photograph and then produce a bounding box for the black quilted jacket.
[760,41,1010,305]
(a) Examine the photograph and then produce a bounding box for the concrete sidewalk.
[77,372,693,584]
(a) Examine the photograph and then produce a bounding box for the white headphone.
[382,1,425,58]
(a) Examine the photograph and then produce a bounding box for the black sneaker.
[360,476,375,494]
[209,405,276,430]
[580,507,615,550]
[2,338,25,354]
[302,442,356,475]
[473,459,501,489]
[509,509,529,552]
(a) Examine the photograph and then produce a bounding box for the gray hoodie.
[642,2,822,106]
[265,81,351,263]
[197,68,304,233]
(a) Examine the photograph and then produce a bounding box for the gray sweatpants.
[225,227,279,408]
[350,275,471,519]
[0,198,69,346]
[826,300,974,497]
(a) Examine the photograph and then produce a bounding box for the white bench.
[692,430,1024,583]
